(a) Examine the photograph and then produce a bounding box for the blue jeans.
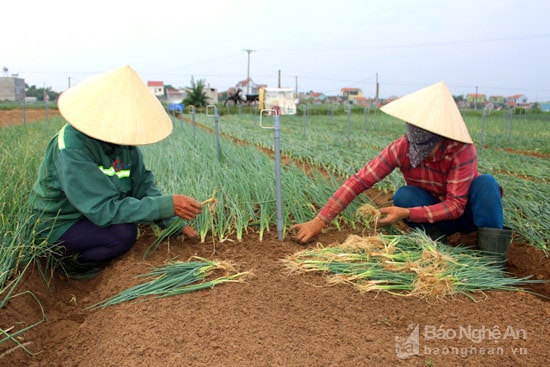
[58,219,138,263]
[393,174,504,234]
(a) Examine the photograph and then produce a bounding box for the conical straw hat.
[380,81,472,143]
[58,65,172,145]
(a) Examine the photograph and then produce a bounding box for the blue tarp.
[168,103,184,112]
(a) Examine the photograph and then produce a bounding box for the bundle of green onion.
[283,230,543,300]
[144,197,217,259]
[89,257,248,309]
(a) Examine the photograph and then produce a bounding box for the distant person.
[292,81,512,263]
[30,65,202,279]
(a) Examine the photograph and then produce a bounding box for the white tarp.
[260,88,296,115]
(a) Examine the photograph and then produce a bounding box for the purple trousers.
[58,219,138,263]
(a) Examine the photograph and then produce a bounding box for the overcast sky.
[3,0,550,101]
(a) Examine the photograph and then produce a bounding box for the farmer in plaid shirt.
[292,82,512,264]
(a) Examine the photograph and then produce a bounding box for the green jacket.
[30,124,176,242]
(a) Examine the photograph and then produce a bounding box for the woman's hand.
[290,217,325,244]
[181,225,199,243]
[181,225,198,238]
[378,206,410,226]
[173,195,202,220]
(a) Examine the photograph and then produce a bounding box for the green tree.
[25,84,59,102]
[183,77,208,107]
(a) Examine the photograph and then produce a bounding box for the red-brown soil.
[1,227,549,367]
[1,110,549,367]
[0,108,59,128]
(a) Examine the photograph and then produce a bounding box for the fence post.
[506,109,513,140]
[302,105,307,137]
[207,105,221,162]
[259,108,284,240]
[45,98,49,124]
[363,106,370,132]
[347,103,352,146]
[273,111,283,240]
[22,99,27,125]
[479,107,488,151]
[189,105,196,136]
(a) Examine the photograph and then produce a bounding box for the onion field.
[0,105,549,360]
[172,105,549,250]
[1,106,548,292]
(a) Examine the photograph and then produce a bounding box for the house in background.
[165,86,186,104]
[489,95,506,106]
[353,96,369,106]
[203,85,219,104]
[507,94,528,107]
[466,93,487,106]
[0,75,26,101]
[341,88,364,103]
[384,95,399,105]
[236,78,265,95]
[308,92,327,104]
[147,81,164,97]
[325,95,345,105]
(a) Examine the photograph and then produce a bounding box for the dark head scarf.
[406,123,443,168]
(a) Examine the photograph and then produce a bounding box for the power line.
[259,33,550,53]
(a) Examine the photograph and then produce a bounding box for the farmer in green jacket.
[29,65,202,279]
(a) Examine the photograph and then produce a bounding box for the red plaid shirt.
[318,135,479,224]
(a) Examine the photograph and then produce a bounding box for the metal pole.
[347,103,352,146]
[45,87,50,124]
[303,105,307,136]
[329,104,335,123]
[22,99,27,125]
[259,108,284,240]
[508,109,512,140]
[363,106,369,132]
[479,107,487,151]
[192,106,196,135]
[213,107,221,161]
[273,112,283,240]
[375,72,379,108]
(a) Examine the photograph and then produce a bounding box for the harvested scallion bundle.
[89,256,248,309]
[356,203,381,233]
[283,230,544,301]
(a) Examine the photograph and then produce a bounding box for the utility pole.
[375,73,379,107]
[243,49,255,94]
